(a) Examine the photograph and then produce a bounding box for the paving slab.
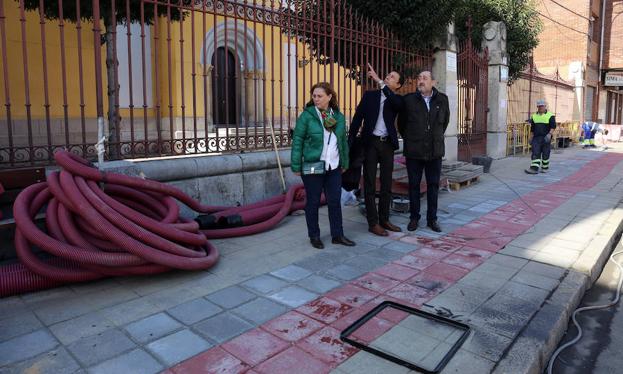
[124,312,182,344]
[146,329,212,366]
[89,349,163,374]
[66,328,135,367]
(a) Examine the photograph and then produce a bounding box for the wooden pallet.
[448,176,480,191]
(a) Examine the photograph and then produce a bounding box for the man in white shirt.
[348,64,404,237]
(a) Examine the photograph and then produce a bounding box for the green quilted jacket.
[290,105,349,173]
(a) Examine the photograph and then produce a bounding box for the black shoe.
[310,237,324,249]
[524,168,538,174]
[332,236,356,246]
[427,221,442,233]
[407,219,419,231]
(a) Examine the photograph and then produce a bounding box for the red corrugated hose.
[0,150,308,297]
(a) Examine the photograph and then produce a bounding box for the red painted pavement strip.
[169,347,251,374]
[423,262,471,282]
[406,271,454,293]
[171,154,623,372]
[350,316,396,344]
[385,283,435,306]
[455,245,496,259]
[296,297,354,324]
[260,311,324,342]
[253,347,333,374]
[296,326,359,365]
[413,246,452,260]
[442,253,486,270]
[393,254,437,271]
[324,284,379,308]
[221,329,290,366]
[374,262,421,281]
[352,272,402,293]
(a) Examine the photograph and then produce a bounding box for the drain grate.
[340,301,470,373]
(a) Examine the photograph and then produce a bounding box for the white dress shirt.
[315,107,340,170]
[372,90,388,137]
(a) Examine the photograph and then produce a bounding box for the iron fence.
[0,0,431,169]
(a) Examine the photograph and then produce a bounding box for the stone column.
[482,21,509,159]
[432,23,459,161]
[568,61,584,123]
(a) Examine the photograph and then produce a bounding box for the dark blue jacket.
[348,86,402,150]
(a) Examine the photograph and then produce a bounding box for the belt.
[372,135,388,142]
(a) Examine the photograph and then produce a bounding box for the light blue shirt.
[423,94,432,111]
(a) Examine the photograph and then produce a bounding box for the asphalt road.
[548,237,623,374]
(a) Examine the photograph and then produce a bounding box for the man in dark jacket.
[398,71,450,233]
[349,64,404,237]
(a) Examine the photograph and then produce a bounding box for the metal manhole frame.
[340,301,471,374]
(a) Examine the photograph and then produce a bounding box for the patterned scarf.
[319,108,337,132]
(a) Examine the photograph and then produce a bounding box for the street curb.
[493,203,623,374]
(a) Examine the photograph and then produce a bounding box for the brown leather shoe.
[368,224,389,237]
[380,221,402,232]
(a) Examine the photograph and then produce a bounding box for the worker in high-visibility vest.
[581,120,599,148]
[525,99,556,174]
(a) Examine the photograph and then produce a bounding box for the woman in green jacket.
[291,82,356,249]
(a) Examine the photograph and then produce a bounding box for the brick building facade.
[532,0,622,124]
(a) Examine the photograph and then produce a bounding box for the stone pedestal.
[432,23,459,161]
[482,21,509,159]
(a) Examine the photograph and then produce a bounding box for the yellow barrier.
[506,122,580,156]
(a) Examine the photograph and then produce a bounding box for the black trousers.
[530,135,551,170]
[406,157,442,223]
[363,137,395,226]
[301,168,343,239]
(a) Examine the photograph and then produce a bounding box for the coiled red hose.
[0,150,308,297]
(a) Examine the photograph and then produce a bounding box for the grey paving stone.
[270,265,313,282]
[89,349,163,374]
[297,275,341,294]
[268,286,319,308]
[486,254,529,270]
[398,315,459,341]
[0,347,80,374]
[49,311,115,345]
[355,234,395,247]
[323,264,367,281]
[193,312,254,343]
[523,261,566,280]
[439,348,495,374]
[363,248,405,263]
[469,305,531,340]
[420,342,454,371]
[0,296,27,321]
[231,298,287,325]
[124,313,182,344]
[343,255,387,273]
[512,271,560,292]
[372,325,440,363]
[101,297,159,326]
[0,329,59,366]
[205,285,257,309]
[295,254,337,272]
[383,241,419,253]
[67,329,136,367]
[335,351,410,374]
[496,281,550,305]
[167,298,222,325]
[0,311,42,342]
[241,274,289,294]
[447,327,512,362]
[146,329,212,366]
